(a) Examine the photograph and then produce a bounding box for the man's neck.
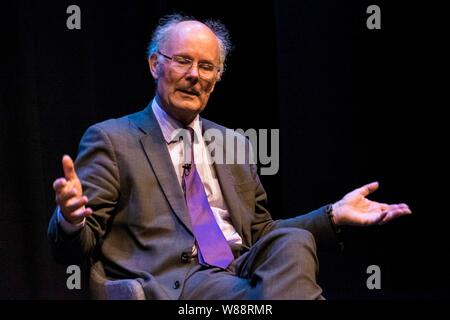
[155,95,197,126]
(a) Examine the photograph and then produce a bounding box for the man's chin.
[174,100,202,113]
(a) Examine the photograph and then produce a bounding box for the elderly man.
[48,14,411,299]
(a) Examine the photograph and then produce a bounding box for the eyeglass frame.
[157,51,221,80]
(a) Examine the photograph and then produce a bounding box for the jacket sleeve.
[48,123,120,264]
[249,163,341,251]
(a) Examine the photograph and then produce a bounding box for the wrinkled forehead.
[163,21,220,61]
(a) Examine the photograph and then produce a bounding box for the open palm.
[332,182,411,226]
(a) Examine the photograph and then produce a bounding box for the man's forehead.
[166,21,218,47]
[174,20,214,35]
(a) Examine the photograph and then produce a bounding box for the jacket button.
[181,252,190,263]
[173,280,180,289]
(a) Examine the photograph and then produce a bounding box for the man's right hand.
[53,155,93,224]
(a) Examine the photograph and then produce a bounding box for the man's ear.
[148,53,159,80]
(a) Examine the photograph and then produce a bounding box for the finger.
[394,206,412,216]
[53,178,68,193]
[68,206,92,223]
[64,196,88,213]
[379,203,389,212]
[357,181,379,197]
[398,203,412,212]
[62,155,78,181]
[370,210,388,225]
[73,206,92,218]
[388,203,412,214]
[379,208,396,224]
[379,206,412,225]
[358,211,388,226]
[368,201,389,213]
[83,207,93,218]
[56,187,78,204]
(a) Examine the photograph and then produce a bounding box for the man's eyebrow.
[173,54,192,60]
[198,58,218,66]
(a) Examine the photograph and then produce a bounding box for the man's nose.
[185,63,200,81]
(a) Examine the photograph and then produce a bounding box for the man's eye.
[174,57,191,65]
[199,64,214,71]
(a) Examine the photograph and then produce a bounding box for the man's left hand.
[331,181,412,226]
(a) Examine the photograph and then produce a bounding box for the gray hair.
[147,14,232,77]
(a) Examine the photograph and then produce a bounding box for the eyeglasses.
[157,51,220,81]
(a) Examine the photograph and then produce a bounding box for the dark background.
[1,0,448,299]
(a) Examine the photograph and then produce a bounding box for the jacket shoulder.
[202,118,249,143]
[81,107,151,140]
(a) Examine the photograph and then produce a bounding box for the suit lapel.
[130,107,247,239]
[131,105,193,234]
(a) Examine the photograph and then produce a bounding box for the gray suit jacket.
[48,103,339,299]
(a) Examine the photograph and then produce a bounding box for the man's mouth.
[177,89,200,97]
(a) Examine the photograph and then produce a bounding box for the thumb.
[356,181,379,197]
[62,155,78,181]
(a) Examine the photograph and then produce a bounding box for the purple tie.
[182,127,234,269]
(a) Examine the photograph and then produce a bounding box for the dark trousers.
[180,228,324,300]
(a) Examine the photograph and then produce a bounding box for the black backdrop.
[1,0,448,299]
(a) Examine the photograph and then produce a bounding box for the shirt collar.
[151,98,202,144]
